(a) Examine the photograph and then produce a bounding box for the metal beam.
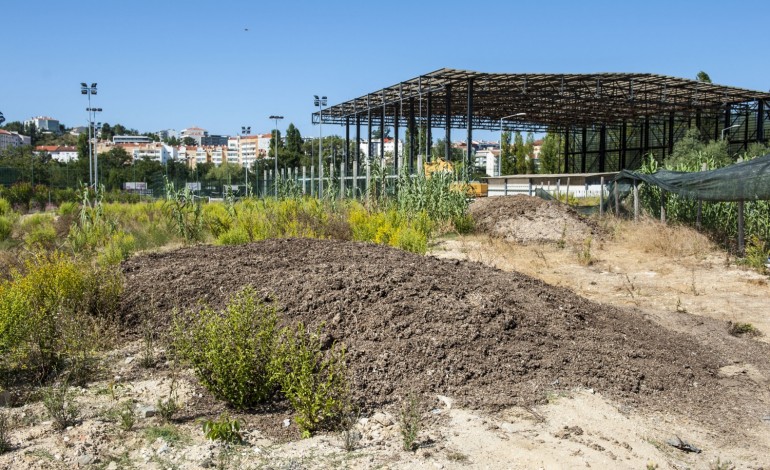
[757,100,765,143]
[621,120,628,170]
[466,79,474,179]
[409,97,415,173]
[426,92,432,162]
[564,127,570,172]
[393,104,399,173]
[598,124,606,172]
[580,126,587,173]
[345,116,350,173]
[445,85,452,161]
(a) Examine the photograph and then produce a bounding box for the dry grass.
[619,218,715,258]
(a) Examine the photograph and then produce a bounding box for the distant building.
[358,138,404,158]
[475,149,500,176]
[24,116,60,134]
[180,127,208,145]
[113,135,153,144]
[35,145,78,162]
[201,134,228,146]
[0,130,29,150]
[157,129,178,141]
[70,126,88,136]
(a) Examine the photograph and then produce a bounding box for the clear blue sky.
[2,0,769,141]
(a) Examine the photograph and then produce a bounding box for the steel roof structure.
[312,68,770,175]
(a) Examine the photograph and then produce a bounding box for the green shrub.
[0,198,11,217]
[0,253,122,378]
[202,414,244,444]
[271,322,347,438]
[57,201,78,217]
[42,382,79,430]
[174,287,278,409]
[453,214,475,234]
[98,232,136,266]
[0,217,12,242]
[216,227,251,245]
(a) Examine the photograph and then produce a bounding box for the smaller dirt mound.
[470,195,599,244]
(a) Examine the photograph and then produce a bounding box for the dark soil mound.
[470,195,600,244]
[120,238,730,416]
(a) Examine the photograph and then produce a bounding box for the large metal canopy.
[313,68,770,176]
[314,68,770,132]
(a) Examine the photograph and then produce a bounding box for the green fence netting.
[612,153,770,202]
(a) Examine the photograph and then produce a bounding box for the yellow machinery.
[423,158,488,197]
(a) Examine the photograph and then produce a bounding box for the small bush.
[576,237,593,266]
[116,401,136,431]
[0,217,12,242]
[174,287,278,409]
[42,382,79,430]
[0,198,11,217]
[202,413,244,444]
[728,322,760,337]
[0,253,121,379]
[0,410,12,454]
[398,393,422,451]
[271,322,347,438]
[452,214,475,234]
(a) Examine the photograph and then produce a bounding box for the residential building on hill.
[180,127,208,145]
[24,116,60,134]
[35,145,78,162]
[0,130,29,150]
[113,135,153,144]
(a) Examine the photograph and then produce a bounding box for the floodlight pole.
[269,116,283,197]
[314,95,327,196]
[499,113,525,176]
[721,124,740,140]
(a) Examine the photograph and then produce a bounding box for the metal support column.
[667,112,675,155]
[426,92,433,162]
[744,106,750,151]
[757,100,765,143]
[344,116,350,174]
[695,109,702,137]
[563,128,570,172]
[445,85,452,161]
[598,124,606,172]
[355,114,361,168]
[367,108,372,163]
[409,97,415,174]
[580,126,587,173]
[643,116,650,157]
[620,120,628,169]
[724,105,732,146]
[393,105,399,173]
[380,105,385,164]
[466,79,474,180]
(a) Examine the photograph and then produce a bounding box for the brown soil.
[469,194,600,244]
[118,238,762,430]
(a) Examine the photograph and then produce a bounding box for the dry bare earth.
[2,197,769,468]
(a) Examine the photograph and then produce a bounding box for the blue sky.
[2,0,769,141]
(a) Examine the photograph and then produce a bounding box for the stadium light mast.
[81,82,98,187]
[314,95,327,195]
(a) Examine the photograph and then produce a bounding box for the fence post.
[310,165,315,198]
[556,179,561,200]
[340,161,344,199]
[660,191,666,224]
[599,176,604,217]
[614,181,619,216]
[633,180,639,221]
[565,177,570,205]
[353,162,359,200]
[504,178,508,196]
[302,166,306,195]
[528,179,532,196]
[738,199,745,256]
[365,160,371,201]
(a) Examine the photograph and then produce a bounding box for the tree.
[696,71,712,83]
[268,129,284,160]
[500,131,515,175]
[665,128,730,169]
[538,132,562,174]
[182,137,197,147]
[513,131,527,174]
[372,126,391,140]
[282,123,303,168]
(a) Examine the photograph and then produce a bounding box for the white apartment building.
[180,126,208,145]
[24,116,60,133]
[358,138,404,158]
[475,149,500,176]
[35,145,78,163]
[0,130,29,150]
[113,135,153,144]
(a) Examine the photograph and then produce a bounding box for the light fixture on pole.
[268,115,283,197]
[241,126,251,196]
[499,113,525,176]
[721,124,740,140]
[87,107,103,187]
[81,82,98,187]
[314,95,327,195]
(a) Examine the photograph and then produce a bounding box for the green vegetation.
[728,322,760,337]
[637,136,770,255]
[42,382,79,429]
[144,425,186,444]
[0,410,12,454]
[272,322,348,438]
[398,393,422,451]
[173,288,348,438]
[174,287,278,409]
[202,414,244,444]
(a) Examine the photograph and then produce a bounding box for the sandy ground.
[2,216,769,469]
